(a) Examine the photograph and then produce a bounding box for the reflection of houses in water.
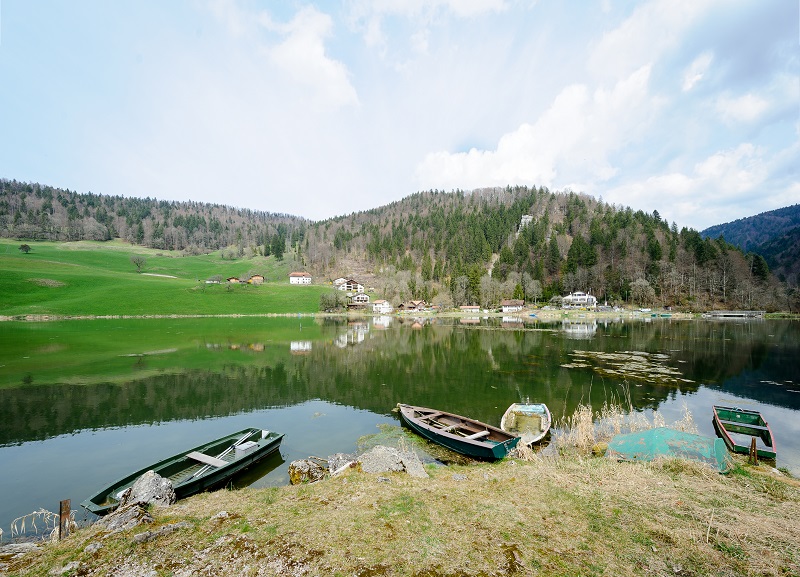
[561,320,598,339]
[335,322,370,347]
[502,316,525,329]
[290,341,312,354]
[460,317,480,325]
[372,315,392,329]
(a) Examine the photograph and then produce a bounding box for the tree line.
[0,179,307,259]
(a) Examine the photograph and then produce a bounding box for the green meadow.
[0,239,328,317]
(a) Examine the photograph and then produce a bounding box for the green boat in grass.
[397,403,520,460]
[712,406,776,460]
[81,428,284,515]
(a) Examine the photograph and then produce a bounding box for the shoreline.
[1,309,794,323]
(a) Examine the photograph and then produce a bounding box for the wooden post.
[59,499,70,541]
[748,437,758,466]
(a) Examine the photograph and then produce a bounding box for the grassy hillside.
[0,240,326,317]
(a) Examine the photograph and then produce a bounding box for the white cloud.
[715,93,769,125]
[415,65,657,191]
[589,0,716,81]
[267,7,359,108]
[603,143,772,229]
[682,51,714,91]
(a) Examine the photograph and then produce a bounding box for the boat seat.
[186,451,227,467]
[718,419,769,432]
[440,425,458,432]
[464,430,490,440]
[421,412,443,421]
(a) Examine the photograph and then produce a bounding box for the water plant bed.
[565,350,694,386]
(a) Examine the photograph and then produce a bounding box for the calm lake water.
[1,315,798,536]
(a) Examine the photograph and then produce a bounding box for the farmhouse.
[459,305,480,313]
[226,276,240,283]
[397,300,426,312]
[289,272,312,285]
[501,299,524,313]
[248,274,264,285]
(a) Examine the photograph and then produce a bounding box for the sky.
[0,0,798,231]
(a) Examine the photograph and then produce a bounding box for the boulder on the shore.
[289,459,327,485]
[356,445,429,478]
[96,502,154,534]
[118,470,176,509]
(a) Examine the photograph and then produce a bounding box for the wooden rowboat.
[397,403,520,460]
[81,428,284,515]
[712,406,776,460]
[500,403,552,445]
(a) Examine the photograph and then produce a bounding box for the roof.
[289,272,311,277]
[501,299,524,306]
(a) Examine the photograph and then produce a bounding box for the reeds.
[553,401,697,455]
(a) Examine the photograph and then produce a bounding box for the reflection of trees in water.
[1,320,796,445]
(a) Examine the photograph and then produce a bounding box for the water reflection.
[1,317,799,531]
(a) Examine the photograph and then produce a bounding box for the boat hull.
[81,428,284,515]
[712,406,776,460]
[398,404,519,460]
[500,403,552,445]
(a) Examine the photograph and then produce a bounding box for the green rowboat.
[712,406,776,460]
[81,428,284,515]
[397,403,519,460]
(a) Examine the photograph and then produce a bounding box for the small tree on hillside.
[130,255,147,273]
[19,244,31,254]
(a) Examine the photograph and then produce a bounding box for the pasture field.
[0,240,328,317]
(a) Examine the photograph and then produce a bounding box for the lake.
[1,315,798,536]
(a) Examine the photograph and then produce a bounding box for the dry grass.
[6,449,799,577]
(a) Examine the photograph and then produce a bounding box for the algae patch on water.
[563,350,694,386]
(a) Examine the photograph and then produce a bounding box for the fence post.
[748,437,758,466]
[59,499,71,541]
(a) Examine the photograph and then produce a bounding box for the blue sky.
[1,0,797,230]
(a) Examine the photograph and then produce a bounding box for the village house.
[248,274,264,285]
[348,293,371,307]
[459,305,480,313]
[332,277,347,286]
[501,299,524,313]
[289,272,312,285]
[226,276,241,283]
[372,299,393,314]
[562,291,597,309]
[337,279,364,293]
[397,300,426,312]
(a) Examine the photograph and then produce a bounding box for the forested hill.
[701,204,800,285]
[0,179,307,259]
[1,178,793,311]
[303,186,788,311]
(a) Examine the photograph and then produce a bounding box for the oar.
[187,430,255,480]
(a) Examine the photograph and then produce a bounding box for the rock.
[377,476,391,483]
[84,542,102,554]
[118,470,176,509]
[49,560,81,575]
[0,542,39,558]
[358,445,429,478]
[452,474,467,481]
[328,452,357,472]
[96,502,154,534]
[132,521,192,544]
[289,459,327,484]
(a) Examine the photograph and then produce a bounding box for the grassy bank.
[4,451,798,576]
[0,240,327,317]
